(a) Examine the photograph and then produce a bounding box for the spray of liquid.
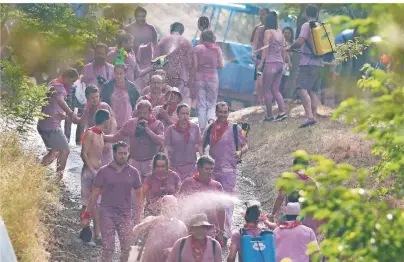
[177,191,241,224]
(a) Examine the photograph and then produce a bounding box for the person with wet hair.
[179,156,226,246]
[140,153,181,217]
[193,30,224,131]
[81,43,115,91]
[101,64,140,130]
[164,103,202,181]
[104,100,165,182]
[155,22,194,106]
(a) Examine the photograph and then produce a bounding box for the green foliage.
[0,59,48,135]
[334,37,369,64]
[4,4,120,76]
[277,151,404,261]
[279,4,404,261]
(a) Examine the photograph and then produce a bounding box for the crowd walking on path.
[35,5,328,262]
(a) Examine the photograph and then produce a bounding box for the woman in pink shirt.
[165,104,202,181]
[259,12,288,122]
[141,153,181,217]
[193,29,224,131]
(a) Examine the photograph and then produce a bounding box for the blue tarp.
[335,29,354,44]
[217,41,255,94]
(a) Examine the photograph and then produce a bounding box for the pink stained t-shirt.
[81,62,115,91]
[164,123,201,167]
[273,224,319,262]
[299,21,324,67]
[202,124,248,170]
[166,236,223,262]
[37,79,68,131]
[193,44,223,83]
[110,118,164,161]
[93,163,142,211]
[110,83,133,129]
[106,49,140,83]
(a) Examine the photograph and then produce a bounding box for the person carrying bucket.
[226,202,277,262]
[273,202,320,262]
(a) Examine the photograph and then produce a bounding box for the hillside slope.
[228,105,377,210]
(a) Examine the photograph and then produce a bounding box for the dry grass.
[230,105,377,210]
[0,132,60,262]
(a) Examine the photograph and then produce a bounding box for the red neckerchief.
[86,102,100,111]
[145,94,165,106]
[148,115,157,124]
[295,171,309,180]
[210,120,229,147]
[174,120,191,143]
[191,236,208,262]
[193,172,211,184]
[279,220,302,229]
[80,126,104,144]
[244,222,259,228]
[53,77,68,92]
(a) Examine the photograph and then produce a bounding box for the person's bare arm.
[134,188,144,225]
[270,190,286,219]
[226,242,238,262]
[259,30,270,68]
[56,96,74,117]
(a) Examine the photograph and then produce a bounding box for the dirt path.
[38,116,259,262]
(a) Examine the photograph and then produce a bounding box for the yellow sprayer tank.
[309,22,336,56]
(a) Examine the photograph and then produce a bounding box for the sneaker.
[263,116,275,122]
[299,119,317,128]
[274,113,288,121]
[83,240,97,247]
[94,235,102,246]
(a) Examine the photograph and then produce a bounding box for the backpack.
[203,123,239,152]
[178,237,216,262]
[305,21,336,63]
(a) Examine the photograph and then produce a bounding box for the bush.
[0,132,59,261]
[0,59,48,135]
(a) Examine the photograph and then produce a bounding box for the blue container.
[241,229,276,262]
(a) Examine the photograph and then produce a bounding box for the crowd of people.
[35,5,325,262]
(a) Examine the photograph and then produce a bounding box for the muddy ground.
[39,104,377,262]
